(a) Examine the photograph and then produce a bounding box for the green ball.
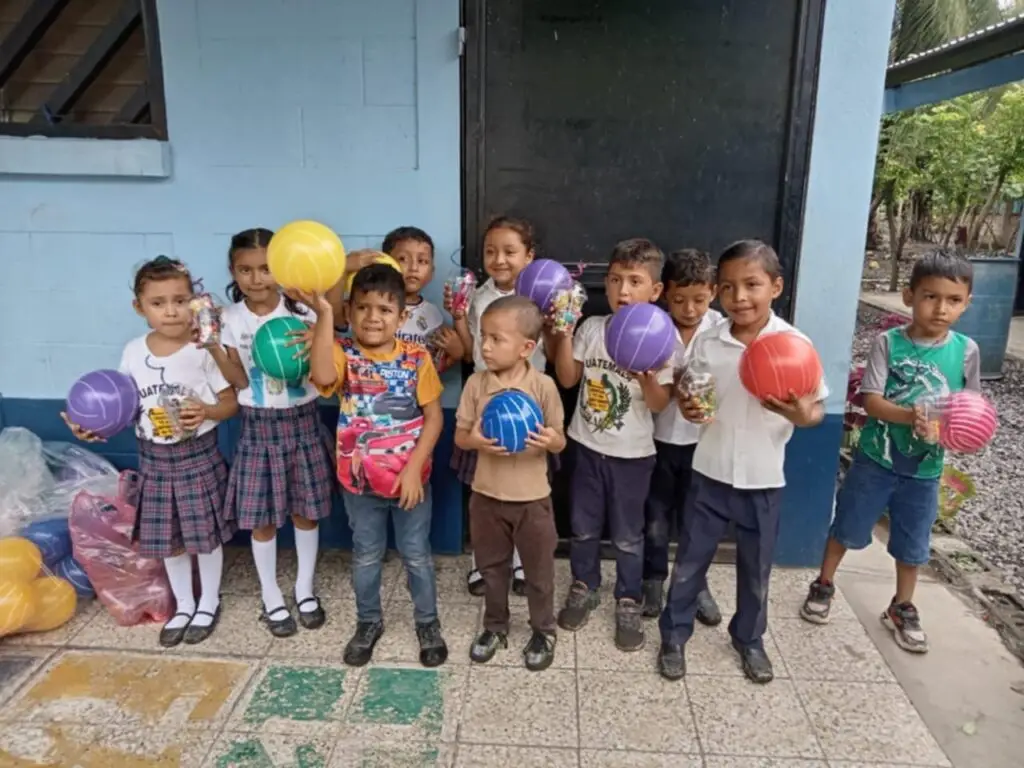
[252,316,310,384]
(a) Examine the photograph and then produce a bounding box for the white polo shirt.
[689,312,828,489]
[467,277,546,373]
[654,309,724,446]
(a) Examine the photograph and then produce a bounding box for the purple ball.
[514,259,573,312]
[65,369,139,439]
[604,303,676,372]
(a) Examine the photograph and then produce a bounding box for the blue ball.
[481,389,544,454]
[20,518,72,567]
[54,556,94,599]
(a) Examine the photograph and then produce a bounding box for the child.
[447,216,546,597]
[455,296,566,671]
[306,263,448,668]
[63,256,238,648]
[802,250,979,653]
[641,249,723,622]
[549,237,674,652]
[217,228,335,638]
[658,239,826,684]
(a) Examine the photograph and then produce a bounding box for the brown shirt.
[455,365,565,502]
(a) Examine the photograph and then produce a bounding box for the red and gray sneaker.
[882,599,929,653]
[800,578,835,625]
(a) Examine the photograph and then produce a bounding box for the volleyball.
[604,303,675,372]
[22,576,77,633]
[252,316,311,384]
[514,259,573,313]
[481,389,544,453]
[740,332,823,401]
[0,581,35,637]
[345,252,403,294]
[267,220,347,293]
[0,537,43,583]
[54,556,95,599]
[65,369,139,439]
[939,390,997,453]
[20,519,72,568]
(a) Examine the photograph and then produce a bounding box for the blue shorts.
[829,451,939,566]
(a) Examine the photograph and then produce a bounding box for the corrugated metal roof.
[888,11,1024,70]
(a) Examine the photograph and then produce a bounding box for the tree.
[890,0,1016,63]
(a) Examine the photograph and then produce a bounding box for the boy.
[658,239,826,684]
[307,263,448,668]
[548,237,674,652]
[802,250,979,654]
[455,296,566,671]
[642,249,724,622]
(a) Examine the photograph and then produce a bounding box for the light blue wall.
[0,0,462,407]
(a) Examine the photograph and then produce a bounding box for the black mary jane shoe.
[159,612,194,648]
[296,596,327,630]
[261,605,298,638]
[183,606,222,645]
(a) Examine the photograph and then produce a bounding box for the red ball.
[740,332,823,401]
[939,391,997,453]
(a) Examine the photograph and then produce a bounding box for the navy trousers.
[642,441,697,583]
[659,471,783,649]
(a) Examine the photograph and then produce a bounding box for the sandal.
[261,605,297,638]
[183,606,221,645]
[296,596,326,630]
[159,612,194,648]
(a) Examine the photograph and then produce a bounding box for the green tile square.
[244,664,347,726]
[349,667,444,735]
[212,737,328,768]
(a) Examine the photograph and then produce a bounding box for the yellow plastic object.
[0,580,36,637]
[267,220,347,292]
[22,576,77,633]
[0,537,43,583]
[345,252,403,294]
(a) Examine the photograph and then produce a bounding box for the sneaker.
[344,620,384,667]
[615,598,645,651]
[523,630,556,672]
[470,629,508,663]
[658,643,686,680]
[557,581,600,631]
[881,600,929,653]
[511,567,527,597]
[466,569,485,597]
[800,578,835,624]
[732,641,774,684]
[695,589,722,626]
[416,619,449,667]
[641,579,663,618]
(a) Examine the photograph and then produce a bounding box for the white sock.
[294,525,319,612]
[192,546,223,628]
[163,553,195,629]
[252,537,287,616]
[469,550,482,581]
[512,547,523,573]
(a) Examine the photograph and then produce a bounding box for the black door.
[462,0,824,539]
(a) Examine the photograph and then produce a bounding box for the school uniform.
[659,313,828,649]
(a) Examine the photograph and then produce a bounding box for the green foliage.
[890,0,1016,62]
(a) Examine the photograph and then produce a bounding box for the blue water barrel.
[954,256,1020,380]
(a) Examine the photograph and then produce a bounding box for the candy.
[550,282,587,334]
[446,271,477,316]
[677,369,717,418]
[190,291,222,346]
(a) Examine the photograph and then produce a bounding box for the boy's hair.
[609,238,664,282]
[483,215,536,252]
[663,248,714,287]
[717,239,782,280]
[350,263,407,311]
[134,256,193,297]
[482,295,544,342]
[382,226,435,258]
[909,249,973,292]
[225,227,306,316]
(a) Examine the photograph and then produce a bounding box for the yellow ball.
[346,252,404,294]
[22,576,77,633]
[267,220,347,293]
[0,537,43,583]
[0,580,36,637]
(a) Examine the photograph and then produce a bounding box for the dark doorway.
[461,0,825,539]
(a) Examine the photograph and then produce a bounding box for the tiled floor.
[0,551,951,767]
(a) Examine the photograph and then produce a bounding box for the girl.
[217,228,336,637]
[63,256,238,648]
[445,216,548,596]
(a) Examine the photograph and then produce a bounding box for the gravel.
[852,304,1024,594]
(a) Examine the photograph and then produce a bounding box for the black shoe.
[733,641,774,684]
[470,629,508,663]
[882,599,929,653]
[260,605,297,638]
[557,581,600,631]
[416,619,449,668]
[466,569,486,597]
[523,630,556,672]
[658,643,686,681]
[641,579,663,618]
[344,620,384,666]
[183,606,221,645]
[800,578,835,625]
[511,567,527,597]
[158,612,194,647]
[296,596,326,630]
[615,598,645,651]
[695,589,723,627]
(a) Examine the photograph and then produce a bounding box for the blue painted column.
[778,0,897,566]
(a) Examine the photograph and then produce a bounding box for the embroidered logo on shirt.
[580,373,631,433]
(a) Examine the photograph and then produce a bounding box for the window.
[0,0,167,139]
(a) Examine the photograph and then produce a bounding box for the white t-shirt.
[567,315,675,459]
[468,278,546,373]
[654,309,724,446]
[689,312,829,489]
[220,298,319,409]
[119,335,230,444]
[397,299,445,346]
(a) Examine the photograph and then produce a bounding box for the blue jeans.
[342,488,438,624]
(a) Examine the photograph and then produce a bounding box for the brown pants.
[469,492,557,634]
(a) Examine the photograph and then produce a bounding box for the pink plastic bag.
[68,472,173,626]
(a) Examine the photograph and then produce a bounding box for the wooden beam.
[33,0,141,124]
[113,83,148,124]
[0,0,72,88]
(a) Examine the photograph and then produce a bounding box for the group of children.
[62,215,980,679]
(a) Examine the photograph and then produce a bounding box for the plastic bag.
[0,428,56,537]
[39,442,120,519]
[68,475,173,626]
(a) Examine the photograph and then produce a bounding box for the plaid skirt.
[224,401,335,531]
[450,446,561,486]
[134,430,233,559]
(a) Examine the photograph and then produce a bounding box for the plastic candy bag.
[550,281,587,334]
[445,270,476,316]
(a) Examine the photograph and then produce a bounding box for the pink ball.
[939,391,997,454]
